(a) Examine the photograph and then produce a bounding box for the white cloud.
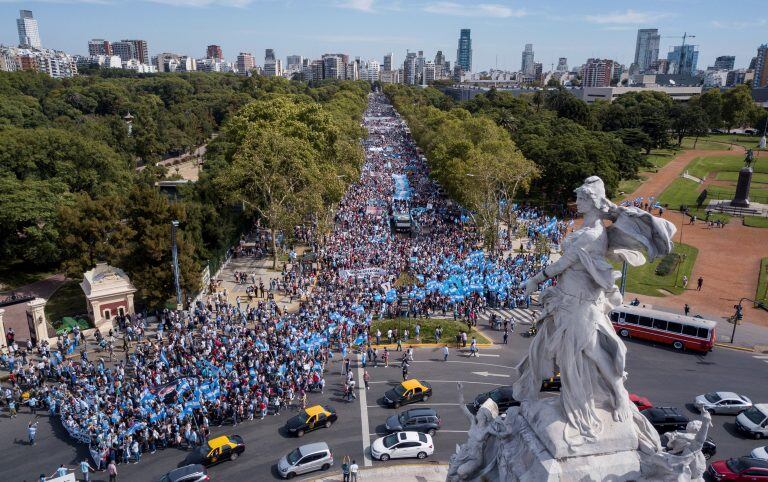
[711,19,767,29]
[422,2,526,18]
[584,9,670,25]
[145,0,254,6]
[336,0,375,12]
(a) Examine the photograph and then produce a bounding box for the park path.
[619,148,768,330]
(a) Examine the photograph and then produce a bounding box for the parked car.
[197,435,245,467]
[694,392,752,414]
[277,442,333,479]
[540,375,561,392]
[751,446,768,461]
[736,404,768,439]
[159,464,208,482]
[383,379,432,408]
[630,393,653,412]
[473,386,519,413]
[708,456,768,480]
[385,407,441,435]
[286,405,337,437]
[370,431,434,461]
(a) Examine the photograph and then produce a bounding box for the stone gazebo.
[81,263,137,333]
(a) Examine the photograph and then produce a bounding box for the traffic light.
[735,304,743,321]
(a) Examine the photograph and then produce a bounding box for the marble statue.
[448,382,501,481]
[642,410,713,481]
[448,176,697,482]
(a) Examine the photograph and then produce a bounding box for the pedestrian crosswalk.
[477,307,537,326]
[753,355,768,364]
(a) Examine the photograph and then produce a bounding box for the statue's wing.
[608,206,676,262]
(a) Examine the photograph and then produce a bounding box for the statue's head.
[685,420,702,433]
[574,176,610,215]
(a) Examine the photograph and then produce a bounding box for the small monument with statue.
[80,263,136,333]
[448,176,712,482]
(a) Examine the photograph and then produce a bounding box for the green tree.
[669,103,710,146]
[722,84,758,132]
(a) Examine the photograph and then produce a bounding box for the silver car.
[277,442,333,479]
[694,391,752,414]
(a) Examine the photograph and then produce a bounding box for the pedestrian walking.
[383,347,389,367]
[682,275,689,288]
[28,421,38,445]
[697,276,704,291]
[684,304,690,316]
[80,459,96,482]
[402,362,409,380]
[363,370,370,390]
[350,459,359,482]
[469,337,478,357]
[342,456,351,482]
[108,460,118,482]
[503,330,508,344]
[442,344,449,361]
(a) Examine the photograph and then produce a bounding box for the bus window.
[652,319,667,330]
[697,328,709,339]
[639,316,653,328]
[625,314,639,324]
[682,325,698,337]
[667,322,682,334]
[610,312,620,322]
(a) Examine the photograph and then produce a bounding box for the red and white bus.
[609,304,716,353]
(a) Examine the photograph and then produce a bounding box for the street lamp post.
[171,220,182,310]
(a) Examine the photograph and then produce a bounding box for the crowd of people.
[1,93,568,471]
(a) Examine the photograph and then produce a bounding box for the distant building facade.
[17,10,41,49]
[633,29,660,72]
[456,29,472,72]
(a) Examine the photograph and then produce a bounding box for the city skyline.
[0,1,766,72]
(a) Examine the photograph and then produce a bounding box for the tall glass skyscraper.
[17,10,41,49]
[521,44,535,75]
[456,29,472,72]
[633,29,660,72]
[667,44,699,75]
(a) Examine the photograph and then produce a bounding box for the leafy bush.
[655,253,681,276]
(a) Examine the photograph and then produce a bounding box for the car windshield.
[286,448,302,465]
[743,407,767,425]
[394,385,407,396]
[704,393,722,403]
[726,458,749,473]
[398,413,407,424]
[383,434,399,448]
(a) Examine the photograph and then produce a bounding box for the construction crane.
[662,32,697,74]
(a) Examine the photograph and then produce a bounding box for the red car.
[630,393,653,412]
[708,457,768,480]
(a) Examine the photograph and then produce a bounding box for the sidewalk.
[307,463,448,482]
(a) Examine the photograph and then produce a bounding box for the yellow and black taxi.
[196,435,245,466]
[383,379,432,408]
[286,405,338,437]
[540,373,561,392]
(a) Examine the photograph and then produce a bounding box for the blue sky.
[0,0,765,71]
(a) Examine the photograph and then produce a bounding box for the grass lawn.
[744,216,768,228]
[657,179,731,222]
[45,280,88,324]
[369,317,492,345]
[614,243,699,297]
[0,263,56,292]
[707,133,767,151]
[756,258,768,307]
[684,154,768,179]
[645,149,677,170]
[613,177,646,201]
[715,171,768,183]
[680,137,731,150]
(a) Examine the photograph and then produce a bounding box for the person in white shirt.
[350,460,359,481]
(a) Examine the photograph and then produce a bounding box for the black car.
[473,386,520,413]
[641,407,690,434]
[385,407,441,435]
[160,464,208,482]
[285,405,338,437]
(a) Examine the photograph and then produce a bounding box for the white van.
[736,403,768,439]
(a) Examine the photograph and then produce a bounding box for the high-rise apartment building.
[521,44,535,75]
[713,55,735,71]
[534,62,543,82]
[434,51,445,77]
[236,52,255,76]
[286,55,303,70]
[423,61,436,85]
[456,29,472,72]
[112,42,137,62]
[383,52,393,72]
[88,39,112,57]
[403,52,417,85]
[583,58,615,87]
[322,54,346,79]
[556,57,568,72]
[754,44,768,88]
[206,45,223,60]
[633,29,660,72]
[667,44,699,75]
[17,10,41,49]
[121,40,149,64]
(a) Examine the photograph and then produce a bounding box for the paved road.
[2,314,767,481]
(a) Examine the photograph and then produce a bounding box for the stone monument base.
[498,406,644,482]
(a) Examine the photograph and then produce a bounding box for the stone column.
[26,298,49,344]
[0,308,7,352]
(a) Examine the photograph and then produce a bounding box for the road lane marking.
[357,353,372,467]
[409,360,514,369]
[367,403,463,408]
[369,430,469,436]
[368,379,503,386]
[471,371,510,378]
[462,353,500,357]
[754,355,768,359]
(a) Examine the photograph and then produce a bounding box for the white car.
[751,446,768,460]
[693,391,752,414]
[370,431,433,461]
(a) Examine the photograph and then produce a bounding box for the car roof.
[207,435,233,450]
[305,405,328,417]
[168,464,205,478]
[740,456,768,469]
[754,404,768,413]
[715,391,744,400]
[644,407,687,419]
[401,379,424,390]
[394,431,424,441]
[298,442,330,455]
[404,407,437,417]
[615,304,717,329]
